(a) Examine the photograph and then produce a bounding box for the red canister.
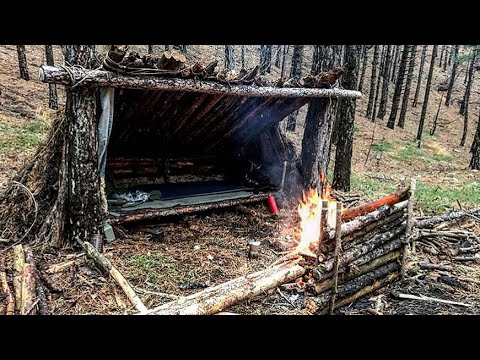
[266,195,279,215]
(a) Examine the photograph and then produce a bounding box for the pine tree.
[469,110,480,170]
[225,45,235,71]
[286,46,304,131]
[357,45,369,92]
[460,45,478,147]
[45,45,58,110]
[445,45,460,106]
[412,45,428,107]
[387,45,410,129]
[398,45,417,128]
[16,45,29,80]
[377,45,393,119]
[417,45,438,147]
[332,45,360,191]
[366,45,379,118]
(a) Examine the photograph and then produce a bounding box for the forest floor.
[0,45,479,315]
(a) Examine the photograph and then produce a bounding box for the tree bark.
[439,45,446,67]
[366,45,379,118]
[281,45,288,78]
[259,45,272,75]
[148,45,154,54]
[443,46,449,72]
[57,46,103,246]
[371,46,387,121]
[286,45,305,131]
[412,45,427,107]
[274,45,282,68]
[16,45,29,80]
[39,65,361,99]
[240,45,245,69]
[301,98,330,189]
[224,45,234,71]
[332,45,360,191]
[398,45,417,128]
[377,45,392,119]
[459,46,478,147]
[45,45,58,110]
[416,45,437,147]
[470,111,480,170]
[390,45,401,82]
[357,45,368,92]
[445,45,459,106]
[143,261,306,315]
[387,45,410,129]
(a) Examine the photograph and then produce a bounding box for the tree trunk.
[448,46,453,66]
[148,45,154,54]
[259,45,272,75]
[358,45,368,92]
[442,46,449,72]
[387,45,410,129]
[281,45,288,78]
[371,45,386,121]
[439,45,445,67]
[332,45,360,191]
[301,98,330,189]
[45,45,58,110]
[412,45,427,107]
[286,45,305,131]
[240,45,245,69]
[165,45,170,51]
[312,45,321,75]
[366,45,379,118]
[469,112,480,170]
[398,45,417,128]
[445,45,460,106]
[59,46,102,246]
[390,45,400,82]
[275,45,282,68]
[417,45,438,147]
[16,45,29,80]
[377,45,392,120]
[460,46,478,147]
[224,45,234,71]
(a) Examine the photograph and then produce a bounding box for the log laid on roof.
[38,65,362,99]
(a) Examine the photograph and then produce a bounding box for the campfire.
[296,173,340,258]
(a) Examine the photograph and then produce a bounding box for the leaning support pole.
[141,260,306,315]
[77,240,147,312]
[329,202,343,314]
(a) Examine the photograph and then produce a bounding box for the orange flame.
[295,172,337,257]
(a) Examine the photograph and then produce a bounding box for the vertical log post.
[316,200,329,265]
[401,178,416,280]
[329,202,343,314]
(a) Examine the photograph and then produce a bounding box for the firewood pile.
[101,45,344,88]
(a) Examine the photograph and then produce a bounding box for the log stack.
[307,196,409,313]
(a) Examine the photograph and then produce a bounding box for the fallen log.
[142,260,306,315]
[342,188,410,221]
[418,261,452,272]
[415,208,480,229]
[45,257,85,274]
[313,223,406,279]
[24,248,49,315]
[77,240,147,312]
[0,258,15,315]
[13,244,25,312]
[20,263,37,315]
